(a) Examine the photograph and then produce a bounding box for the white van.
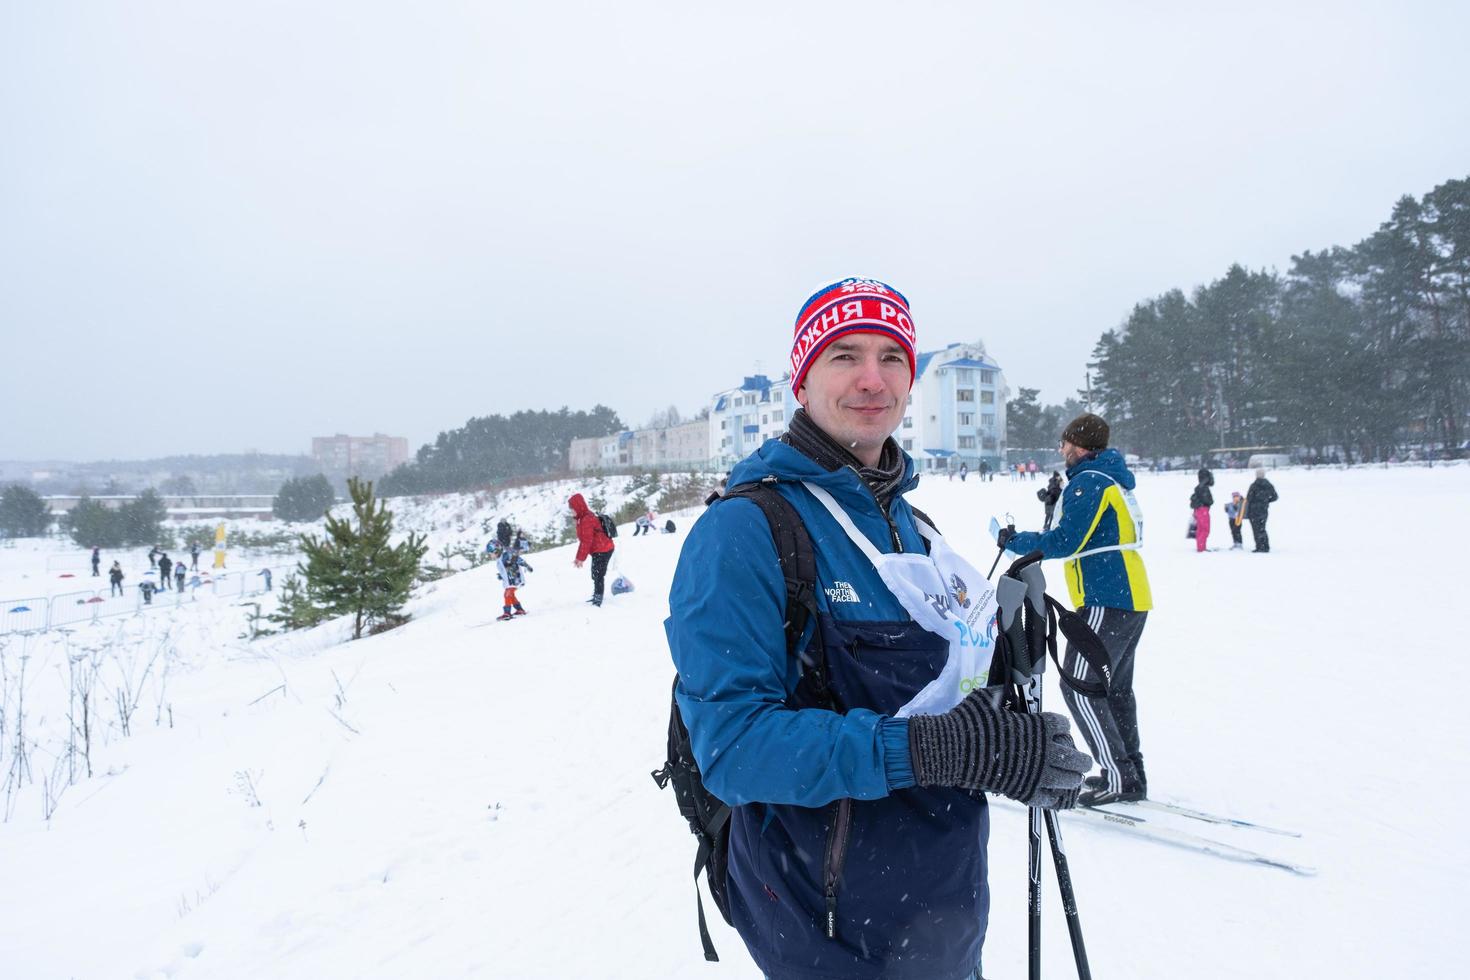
[1246,453,1292,470]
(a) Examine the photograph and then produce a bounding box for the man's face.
[1059,439,1087,468]
[796,333,910,466]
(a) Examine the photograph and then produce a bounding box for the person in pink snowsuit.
[1189,476,1213,552]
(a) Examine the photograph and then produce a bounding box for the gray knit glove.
[909,689,1092,809]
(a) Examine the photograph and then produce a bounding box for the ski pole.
[996,569,1043,979]
[986,515,1017,579]
[1043,810,1092,980]
[1020,664,1092,979]
[1028,787,1044,980]
[1001,557,1095,980]
[986,544,1007,580]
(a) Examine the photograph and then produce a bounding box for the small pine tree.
[0,484,52,538]
[296,477,427,639]
[265,573,326,632]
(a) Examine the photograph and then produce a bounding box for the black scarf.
[782,408,909,510]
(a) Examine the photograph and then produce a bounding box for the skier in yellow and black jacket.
[1002,412,1151,805]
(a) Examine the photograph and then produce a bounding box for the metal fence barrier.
[0,564,293,634]
[0,597,48,633]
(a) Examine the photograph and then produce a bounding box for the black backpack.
[652,480,936,962]
[597,512,618,538]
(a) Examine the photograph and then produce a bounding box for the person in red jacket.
[569,493,615,606]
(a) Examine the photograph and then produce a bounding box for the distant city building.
[311,433,410,480]
[707,341,1007,472]
[43,494,277,521]
[569,419,711,472]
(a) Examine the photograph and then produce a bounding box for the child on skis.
[1224,491,1245,550]
[496,547,534,621]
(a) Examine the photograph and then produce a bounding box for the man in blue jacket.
[666,278,1089,980]
[1001,413,1152,806]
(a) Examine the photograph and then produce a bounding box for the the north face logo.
[824,581,860,604]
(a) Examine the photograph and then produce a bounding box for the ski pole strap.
[1005,549,1046,578]
[1045,595,1111,698]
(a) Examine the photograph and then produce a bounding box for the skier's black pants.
[110,581,123,597]
[1060,606,1148,793]
[1043,504,1056,531]
[1249,516,1269,552]
[589,549,612,602]
[1229,519,1243,546]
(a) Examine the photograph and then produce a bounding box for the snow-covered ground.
[0,462,1464,978]
[0,473,695,630]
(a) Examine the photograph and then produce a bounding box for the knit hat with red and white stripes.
[789,277,917,393]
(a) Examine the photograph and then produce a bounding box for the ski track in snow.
[0,464,1465,978]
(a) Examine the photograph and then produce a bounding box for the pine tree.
[273,474,336,523]
[0,484,52,538]
[296,477,427,639]
[265,573,326,632]
[119,488,168,545]
[65,495,125,547]
[1004,388,1047,450]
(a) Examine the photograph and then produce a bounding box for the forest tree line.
[1088,175,1470,462]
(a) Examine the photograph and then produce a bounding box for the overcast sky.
[2,1,1467,462]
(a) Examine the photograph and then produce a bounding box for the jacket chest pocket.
[814,614,949,716]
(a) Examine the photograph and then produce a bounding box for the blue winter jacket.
[1006,448,1152,611]
[666,439,988,980]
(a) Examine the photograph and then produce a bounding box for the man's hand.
[574,559,584,568]
[909,688,1090,809]
[996,526,1016,551]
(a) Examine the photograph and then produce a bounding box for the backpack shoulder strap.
[907,503,939,553]
[716,480,819,663]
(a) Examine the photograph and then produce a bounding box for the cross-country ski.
[1087,798,1302,838]
[1056,803,1315,876]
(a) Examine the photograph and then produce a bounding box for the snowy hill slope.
[1,463,1465,978]
[0,472,701,602]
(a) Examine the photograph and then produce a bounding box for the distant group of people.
[85,541,260,606]
[1190,467,1279,552]
[950,459,1052,484]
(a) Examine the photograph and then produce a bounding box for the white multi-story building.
[708,375,798,465]
[568,418,712,473]
[707,341,1007,472]
[901,342,1008,472]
